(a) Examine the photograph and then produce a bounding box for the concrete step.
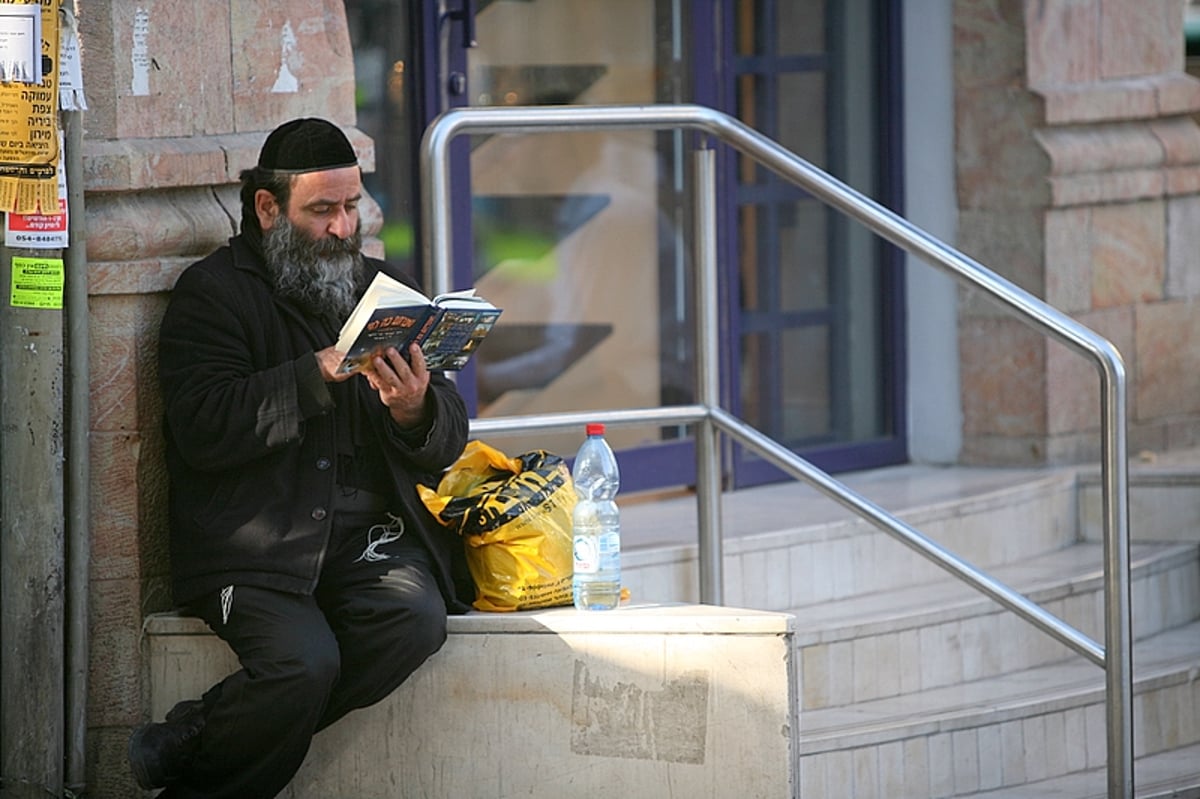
[795,620,1200,798]
[619,465,1079,609]
[960,741,1200,798]
[791,540,1200,710]
[139,458,1200,797]
[616,460,1200,796]
[1079,457,1200,546]
[146,604,801,799]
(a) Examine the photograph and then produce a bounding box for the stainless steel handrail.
[420,103,1133,798]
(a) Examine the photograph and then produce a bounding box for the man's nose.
[328,207,356,239]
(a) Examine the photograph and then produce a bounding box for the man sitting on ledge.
[128,117,473,798]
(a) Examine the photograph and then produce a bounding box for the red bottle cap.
[585,423,605,436]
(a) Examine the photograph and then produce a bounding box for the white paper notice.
[131,7,150,96]
[59,8,87,111]
[271,19,299,93]
[0,3,41,84]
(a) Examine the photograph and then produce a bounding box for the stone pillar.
[955,0,1200,465]
[74,3,373,795]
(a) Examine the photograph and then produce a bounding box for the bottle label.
[598,530,620,567]
[573,535,599,574]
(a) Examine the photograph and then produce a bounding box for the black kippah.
[257,118,358,173]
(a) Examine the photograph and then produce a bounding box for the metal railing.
[420,103,1133,798]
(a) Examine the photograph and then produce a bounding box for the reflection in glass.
[733,0,893,468]
[345,1,417,265]
[463,1,695,461]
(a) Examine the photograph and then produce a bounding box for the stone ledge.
[1036,118,1200,206]
[145,603,798,798]
[82,128,376,193]
[145,602,796,637]
[88,258,194,296]
[1046,168,1167,206]
[1035,74,1200,126]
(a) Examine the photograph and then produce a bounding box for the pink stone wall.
[957,0,1200,464]
[75,2,368,794]
[68,0,1200,794]
[82,0,355,139]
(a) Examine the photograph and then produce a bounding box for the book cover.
[335,272,501,375]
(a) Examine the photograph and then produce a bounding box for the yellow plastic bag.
[418,440,577,612]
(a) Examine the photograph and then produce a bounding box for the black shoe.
[128,699,206,789]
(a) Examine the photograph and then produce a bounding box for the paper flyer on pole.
[5,130,67,248]
[0,0,61,214]
[9,255,64,309]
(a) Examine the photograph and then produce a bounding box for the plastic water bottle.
[572,423,621,610]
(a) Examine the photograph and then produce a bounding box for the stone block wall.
[955,0,1200,464]
[75,2,371,795]
[66,0,1200,794]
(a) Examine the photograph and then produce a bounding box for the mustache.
[305,230,362,258]
[262,217,364,318]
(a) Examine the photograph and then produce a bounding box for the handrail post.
[420,120,455,296]
[1100,350,1134,798]
[694,146,723,605]
[419,105,1136,795]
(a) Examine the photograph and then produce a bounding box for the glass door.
[345,1,420,267]
[443,0,701,490]
[345,0,906,493]
[719,0,906,485]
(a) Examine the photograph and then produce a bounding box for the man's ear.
[255,189,280,231]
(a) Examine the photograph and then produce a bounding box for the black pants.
[160,511,448,799]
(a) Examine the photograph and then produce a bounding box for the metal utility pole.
[1,6,89,795]
[0,240,66,795]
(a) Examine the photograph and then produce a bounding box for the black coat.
[158,236,472,612]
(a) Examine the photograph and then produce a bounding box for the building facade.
[3,0,1196,795]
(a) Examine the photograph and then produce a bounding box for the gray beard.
[262,216,364,320]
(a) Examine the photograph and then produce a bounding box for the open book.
[334,271,502,375]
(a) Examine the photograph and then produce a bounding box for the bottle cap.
[585,423,605,436]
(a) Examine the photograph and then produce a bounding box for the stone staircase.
[616,457,1200,798]
[142,456,1200,797]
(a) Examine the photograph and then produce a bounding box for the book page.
[337,272,430,351]
[361,271,430,308]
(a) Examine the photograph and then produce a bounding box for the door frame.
[411,0,907,492]
[708,0,908,487]
[414,1,483,411]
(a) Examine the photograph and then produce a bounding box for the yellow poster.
[0,0,60,214]
[10,254,64,308]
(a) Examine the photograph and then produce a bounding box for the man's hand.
[360,343,431,427]
[316,346,355,383]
